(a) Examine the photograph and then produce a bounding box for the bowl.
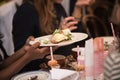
[45,54,66,68]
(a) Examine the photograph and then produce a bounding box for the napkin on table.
[85,38,94,80]
[50,68,77,80]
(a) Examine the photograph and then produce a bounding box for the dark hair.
[117,0,120,5]
[22,0,33,4]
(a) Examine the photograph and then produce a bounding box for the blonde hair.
[34,0,57,35]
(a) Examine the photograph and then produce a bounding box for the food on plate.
[51,28,72,43]
[39,38,49,44]
[28,76,38,80]
[69,62,85,71]
[104,41,109,50]
[75,65,85,71]
[48,60,58,67]
[104,40,114,51]
[46,54,66,67]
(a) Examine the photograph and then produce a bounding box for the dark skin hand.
[0,36,50,80]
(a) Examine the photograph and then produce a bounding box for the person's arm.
[0,42,49,80]
[0,53,31,80]
[72,0,93,19]
[0,47,26,69]
[72,6,82,20]
[0,36,34,68]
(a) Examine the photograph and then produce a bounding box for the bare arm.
[72,6,82,20]
[0,53,31,80]
[0,47,26,69]
[0,36,34,68]
[0,42,49,80]
[72,0,93,19]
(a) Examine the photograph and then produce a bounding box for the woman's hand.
[60,16,78,31]
[75,0,95,7]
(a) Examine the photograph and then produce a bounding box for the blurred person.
[0,35,50,80]
[72,0,115,31]
[12,0,78,72]
[104,0,120,80]
[69,0,96,46]
[72,0,95,19]
[71,0,115,22]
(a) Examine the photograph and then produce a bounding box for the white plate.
[100,36,114,44]
[11,71,50,80]
[72,47,85,52]
[29,32,88,46]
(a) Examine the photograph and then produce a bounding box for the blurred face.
[54,0,63,4]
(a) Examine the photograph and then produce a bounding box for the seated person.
[12,0,78,72]
[0,35,50,80]
[104,0,120,79]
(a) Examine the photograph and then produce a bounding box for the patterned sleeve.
[104,50,120,80]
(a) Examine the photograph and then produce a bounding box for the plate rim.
[72,47,85,52]
[99,36,114,43]
[29,32,88,47]
[11,70,50,80]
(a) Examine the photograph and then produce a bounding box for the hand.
[60,16,78,31]
[23,36,35,51]
[25,42,50,61]
[23,36,58,61]
[15,36,35,56]
[75,0,95,7]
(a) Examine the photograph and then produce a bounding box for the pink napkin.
[93,38,104,78]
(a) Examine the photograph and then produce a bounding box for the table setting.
[11,29,88,80]
[11,37,114,80]
[11,24,116,80]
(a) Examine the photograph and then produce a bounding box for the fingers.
[69,26,77,31]
[66,21,78,27]
[26,36,35,44]
[64,16,75,22]
[76,0,92,6]
[61,16,78,30]
[37,47,50,56]
[62,16,77,24]
[30,42,40,49]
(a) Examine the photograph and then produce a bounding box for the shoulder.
[54,3,65,11]
[15,2,37,16]
[54,3,63,8]
[105,50,120,65]
[54,3,67,17]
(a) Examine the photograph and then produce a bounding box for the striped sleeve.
[104,50,120,80]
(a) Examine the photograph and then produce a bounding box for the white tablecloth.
[0,1,17,56]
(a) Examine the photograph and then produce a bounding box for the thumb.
[31,42,40,49]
